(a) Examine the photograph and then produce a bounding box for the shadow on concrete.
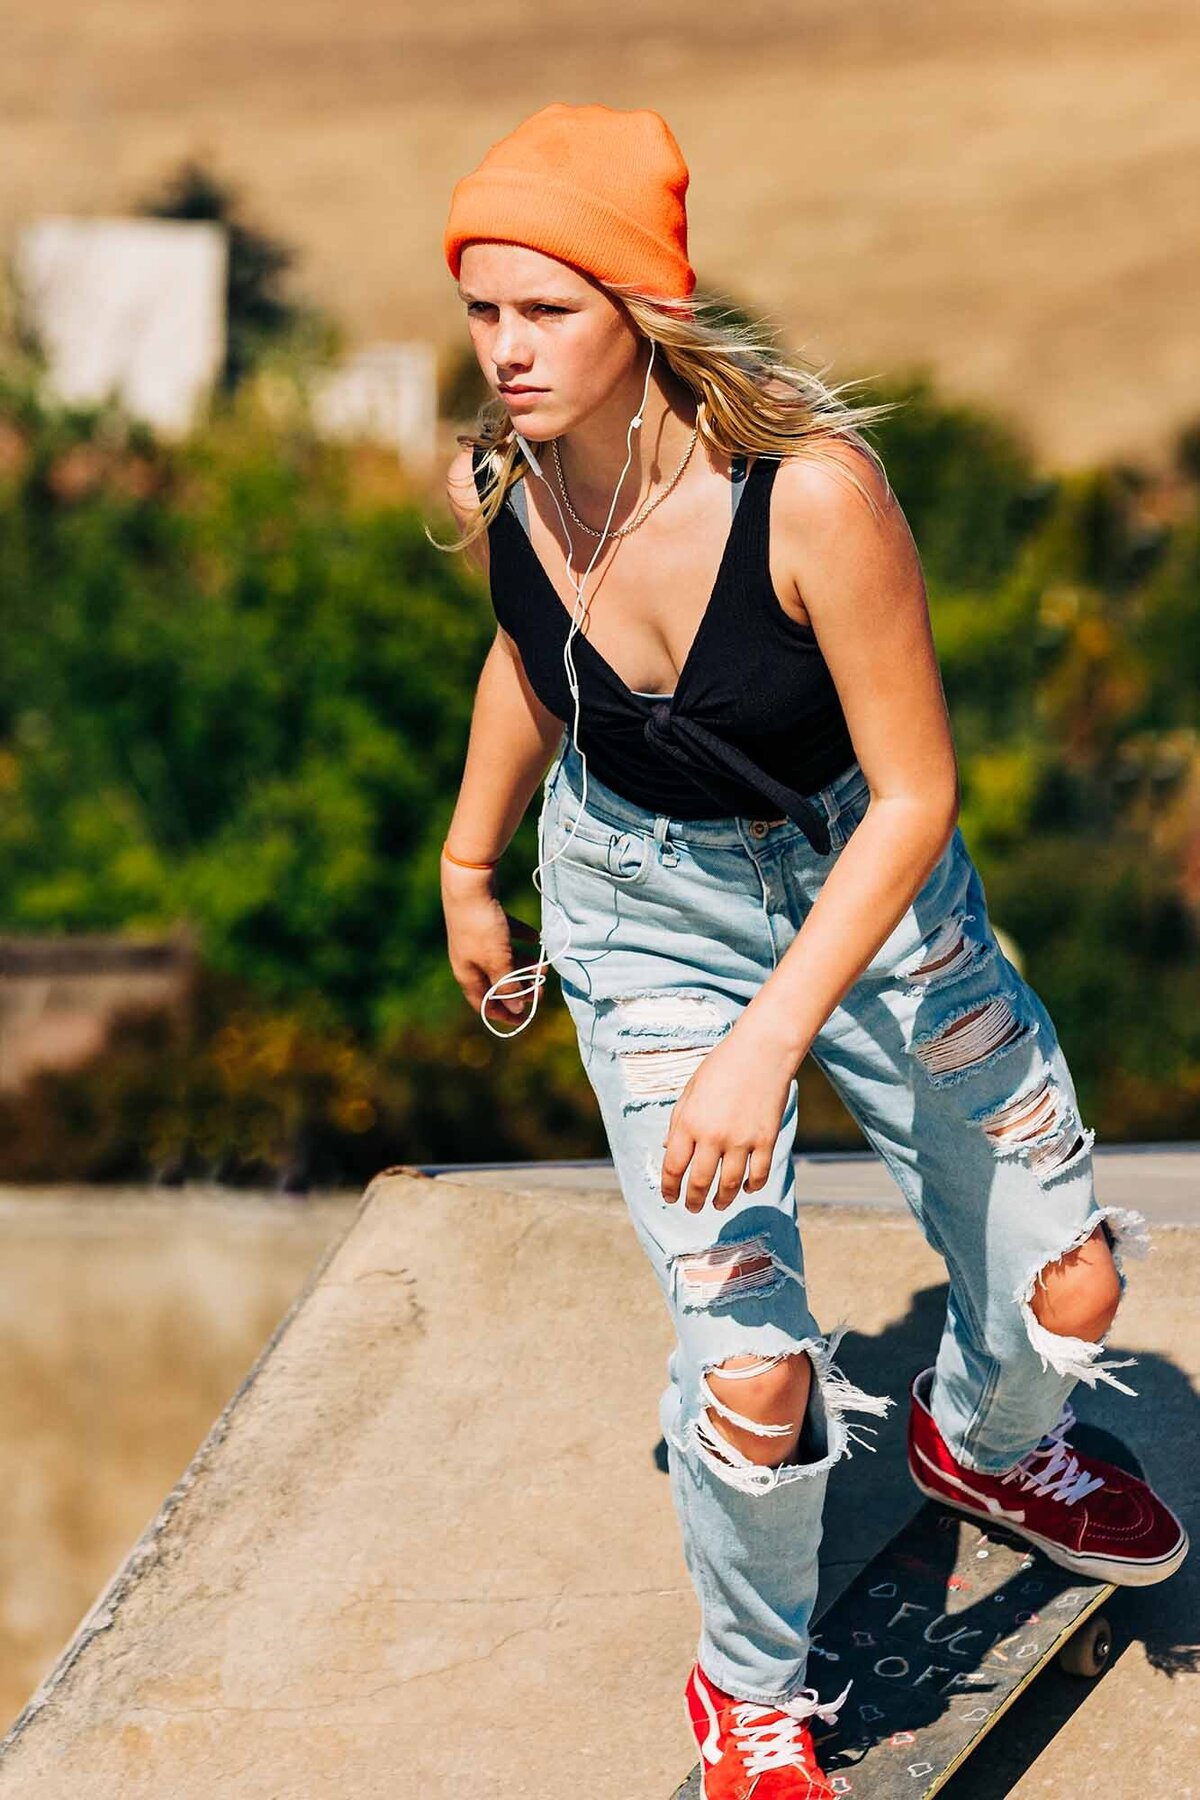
[655,1278,1198,1800]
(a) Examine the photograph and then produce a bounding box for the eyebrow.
[456,287,570,305]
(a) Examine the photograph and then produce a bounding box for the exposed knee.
[703,1350,813,1468]
[683,1326,895,1493]
[1027,1223,1123,1343]
[1014,1208,1151,1397]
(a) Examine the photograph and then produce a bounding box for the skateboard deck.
[672,1444,1141,1799]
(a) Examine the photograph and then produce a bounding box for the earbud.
[481,339,660,1039]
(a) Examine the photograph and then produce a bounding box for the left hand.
[659,1023,800,1212]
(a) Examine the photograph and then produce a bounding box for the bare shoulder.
[774,437,915,585]
[445,444,489,578]
[770,435,955,820]
[771,434,924,630]
[774,434,899,531]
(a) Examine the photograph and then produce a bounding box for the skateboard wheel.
[1057,1613,1113,1678]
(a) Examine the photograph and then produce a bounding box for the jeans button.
[749,819,768,839]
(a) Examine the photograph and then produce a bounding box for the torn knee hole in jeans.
[682,1323,897,1496]
[700,1349,812,1447]
[668,1233,806,1312]
[1014,1205,1152,1397]
[605,990,730,1115]
[973,1062,1096,1187]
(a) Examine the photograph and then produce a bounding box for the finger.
[659,1124,693,1204]
[740,1141,775,1196]
[713,1145,752,1210]
[462,964,497,1012]
[683,1146,720,1213]
[484,972,528,1019]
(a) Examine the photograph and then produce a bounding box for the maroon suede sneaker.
[907,1366,1188,1585]
[684,1661,841,1799]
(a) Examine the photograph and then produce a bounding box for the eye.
[465,302,567,316]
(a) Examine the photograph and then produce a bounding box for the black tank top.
[471,444,856,854]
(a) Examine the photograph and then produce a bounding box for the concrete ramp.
[0,1169,699,1797]
[2,1164,1196,1797]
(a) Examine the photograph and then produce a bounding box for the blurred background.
[2,0,1199,1737]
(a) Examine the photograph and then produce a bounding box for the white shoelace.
[730,1704,821,1779]
[996,1402,1106,1506]
[730,1681,850,1779]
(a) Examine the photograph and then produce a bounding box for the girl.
[434,102,1187,1799]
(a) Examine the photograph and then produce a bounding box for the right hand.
[442,868,545,1024]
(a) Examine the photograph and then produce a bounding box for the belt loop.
[816,784,840,846]
[544,751,562,803]
[547,729,570,799]
[652,813,678,865]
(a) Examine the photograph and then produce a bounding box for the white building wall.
[15,217,228,438]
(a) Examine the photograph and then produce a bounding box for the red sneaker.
[907,1365,1188,1585]
[684,1661,843,1798]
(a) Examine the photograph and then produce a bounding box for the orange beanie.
[444,102,696,299]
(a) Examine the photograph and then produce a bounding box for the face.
[457,241,643,441]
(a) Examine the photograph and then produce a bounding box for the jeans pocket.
[545,805,654,889]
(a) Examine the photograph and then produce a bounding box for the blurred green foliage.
[0,372,498,1043]
[1,357,1199,1182]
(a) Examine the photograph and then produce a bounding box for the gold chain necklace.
[550,424,700,540]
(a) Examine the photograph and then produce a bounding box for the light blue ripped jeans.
[535,731,1150,1712]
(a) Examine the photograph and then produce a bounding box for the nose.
[490,311,533,378]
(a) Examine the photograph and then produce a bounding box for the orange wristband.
[442,840,500,870]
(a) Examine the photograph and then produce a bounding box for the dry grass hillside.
[4,0,1199,470]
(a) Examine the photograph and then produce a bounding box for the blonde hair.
[428,279,902,557]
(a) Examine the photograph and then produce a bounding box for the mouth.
[498,385,545,397]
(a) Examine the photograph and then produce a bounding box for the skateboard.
[672,1441,1142,1798]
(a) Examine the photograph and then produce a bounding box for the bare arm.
[739,439,960,1064]
[442,448,563,859]
[441,449,564,1021]
[444,629,563,855]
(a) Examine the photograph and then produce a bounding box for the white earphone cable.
[479,341,659,1037]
